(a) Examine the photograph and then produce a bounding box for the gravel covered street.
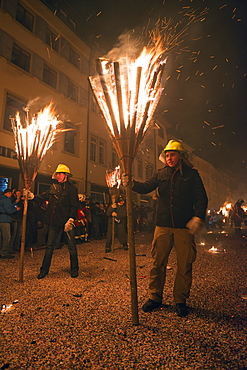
[1,229,246,370]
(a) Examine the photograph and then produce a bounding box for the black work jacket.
[132,164,208,228]
[34,181,79,227]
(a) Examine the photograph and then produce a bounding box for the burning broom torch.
[89,31,169,326]
[10,103,62,283]
[105,165,121,251]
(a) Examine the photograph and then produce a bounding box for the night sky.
[47,0,247,181]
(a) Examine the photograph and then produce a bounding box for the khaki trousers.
[149,226,196,304]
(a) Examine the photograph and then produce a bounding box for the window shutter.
[79,87,88,107]
[2,0,17,18]
[60,37,70,60]
[32,53,44,80]
[0,30,14,61]
[35,16,47,42]
[59,72,69,96]
[80,55,88,75]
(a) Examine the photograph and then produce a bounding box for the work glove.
[186,217,204,235]
[23,189,34,200]
[121,173,132,187]
[64,218,74,233]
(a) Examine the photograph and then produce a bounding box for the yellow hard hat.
[78,194,86,202]
[54,164,72,176]
[162,140,188,159]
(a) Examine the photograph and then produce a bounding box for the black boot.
[142,299,162,312]
[175,303,188,317]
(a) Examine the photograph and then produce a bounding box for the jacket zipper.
[170,168,179,227]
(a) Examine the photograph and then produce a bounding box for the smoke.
[104,30,143,61]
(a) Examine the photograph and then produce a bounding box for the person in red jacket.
[122,140,208,317]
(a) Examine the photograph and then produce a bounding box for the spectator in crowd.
[75,195,88,243]
[26,164,79,279]
[35,200,49,248]
[231,199,246,237]
[0,189,20,258]
[122,140,208,317]
[105,196,128,252]
[132,203,140,233]
[99,203,108,238]
[91,202,101,240]
[9,189,23,253]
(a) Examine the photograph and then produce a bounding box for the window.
[90,135,106,165]
[90,135,97,162]
[137,158,143,178]
[4,94,27,132]
[45,29,59,52]
[158,125,164,139]
[99,139,105,165]
[112,148,118,168]
[11,43,30,72]
[158,144,164,157]
[64,123,76,154]
[69,48,80,69]
[68,81,78,102]
[145,163,154,180]
[16,3,34,32]
[43,65,57,88]
[91,96,99,113]
[146,137,154,149]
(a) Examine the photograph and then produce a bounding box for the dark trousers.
[40,226,78,274]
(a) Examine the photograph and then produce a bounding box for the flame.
[89,11,207,173]
[13,103,61,161]
[90,46,165,139]
[11,102,62,188]
[105,165,121,188]
[218,202,232,217]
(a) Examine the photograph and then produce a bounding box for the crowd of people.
[0,141,247,317]
[0,183,158,258]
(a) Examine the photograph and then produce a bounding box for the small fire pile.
[208,246,226,253]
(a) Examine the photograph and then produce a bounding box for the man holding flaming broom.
[27,164,80,279]
[122,140,208,317]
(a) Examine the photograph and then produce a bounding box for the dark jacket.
[0,194,17,223]
[106,203,127,224]
[34,181,79,227]
[132,164,208,228]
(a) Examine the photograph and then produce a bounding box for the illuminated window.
[11,43,30,72]
[16,3,34,32]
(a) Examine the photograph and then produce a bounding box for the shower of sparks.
[11,102,63,189]
[89,10,207,172]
